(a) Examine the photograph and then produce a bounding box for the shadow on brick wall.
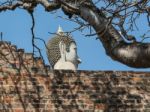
[0,41,150,112]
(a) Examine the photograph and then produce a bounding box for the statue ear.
[59,41,66,62]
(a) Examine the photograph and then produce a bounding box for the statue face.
[53,42,81,70]
[66,42,81,67]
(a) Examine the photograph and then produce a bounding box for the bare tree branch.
[1,0,150,68]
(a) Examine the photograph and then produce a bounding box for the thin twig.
[29,11,45,66]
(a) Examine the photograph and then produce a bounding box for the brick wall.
[0,41,150,112]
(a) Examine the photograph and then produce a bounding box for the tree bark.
[78,4,150,68]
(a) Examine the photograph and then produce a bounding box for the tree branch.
[1,0,150,68]
[0,1,23,11]
[0,0,60,12]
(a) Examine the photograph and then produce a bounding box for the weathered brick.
[0,42,150,112]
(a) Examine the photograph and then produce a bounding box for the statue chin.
[54,59,76,70]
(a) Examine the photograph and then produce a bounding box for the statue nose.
[77,58,82,64]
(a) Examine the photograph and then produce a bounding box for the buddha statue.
[46,26,81,70]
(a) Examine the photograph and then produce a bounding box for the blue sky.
[0,5,150,71]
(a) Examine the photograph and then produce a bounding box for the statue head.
[47,26,81,70]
